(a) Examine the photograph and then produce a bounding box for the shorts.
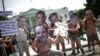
[70,35,80,42]
[58,36,64,43]
[87,33,99,42]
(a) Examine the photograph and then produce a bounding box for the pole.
[2,0,5,11]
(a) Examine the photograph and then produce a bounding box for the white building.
[10,7,70,32]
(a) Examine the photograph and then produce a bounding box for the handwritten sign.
[54,22,68,37]
[0,20,18,36]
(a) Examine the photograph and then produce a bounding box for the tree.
[77,9,84,19]
[85,0,100,18]
[0,16,8,21]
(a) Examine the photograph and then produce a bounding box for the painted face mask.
[36,14,45,25]
[35,25,48,42]
[37,35,48,42]
[70,13,78,25]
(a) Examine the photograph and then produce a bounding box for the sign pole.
[2,0,5,12]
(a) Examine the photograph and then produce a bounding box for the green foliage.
[85,0,100,18]
[0,16,8,21]
[80,37,86,41]
[77,9,84,19]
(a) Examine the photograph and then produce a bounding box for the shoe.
[88,49,92,52]
[82,54,86,56]
[88,47,92,51]
[92,48,96,54]
[80,48,85,55]
[64,52,67,56]
[77,49,80,54]
[92,51,96,55]
[71,50,76,56]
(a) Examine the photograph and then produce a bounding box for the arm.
[81,19,87,29]
[0,38,3,44]
[3,37,12,48]
[48,23,55,31]
[94,18,100,23]
[31,39,38,53]
[3,37,12,42]
[24,27,29,35]
[48,28,54,31]
[68,23,80,33]
[50,34,60,44]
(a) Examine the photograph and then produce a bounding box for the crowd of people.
[0,8,100,56]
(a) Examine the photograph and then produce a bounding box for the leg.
[56,36,64,50]
[91,38,96,54]
[76,38,85,55]
[56,44,60,50]
[76,41,80,54]
[0,44,7,56]
[87,35,92,51]
[17,42,24,56]
[23,41,30,56]
[76,37,81,54]
[91,34,100,54]
[70,39,76,55]
[61,42,66,56]
[67,38,70,44]
[94,34,100,47]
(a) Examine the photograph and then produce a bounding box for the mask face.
[70,14,78,25]
[51,15,59,24]
[36,14,45,25]
[35,25,48,42]
[69,12,74,17]
[85,10,94,19]
[18,18,26,28]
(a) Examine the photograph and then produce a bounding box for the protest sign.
[54,22,68,38]
[0,20,18,36]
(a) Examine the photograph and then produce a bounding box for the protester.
[34,10,49,40]
[0,29,7,56]
[82,8,100,54]
[48,12,66,56]
[16,16,30,56]
[68,11,85,55]
[31,24,64,56]
[3,36,13,56]
[11,35,17,53]
[36,11,48,28]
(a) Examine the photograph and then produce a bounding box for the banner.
[0,20,19,36]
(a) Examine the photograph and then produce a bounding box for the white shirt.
[16,28,27,41]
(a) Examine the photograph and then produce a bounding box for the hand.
[0,38,3,44]
[23,27,29,35]
[57,32,61,38]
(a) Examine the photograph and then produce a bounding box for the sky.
[0,0,86,15]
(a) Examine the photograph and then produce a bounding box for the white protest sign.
[0,20,19,36]
[54,22,68,37]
